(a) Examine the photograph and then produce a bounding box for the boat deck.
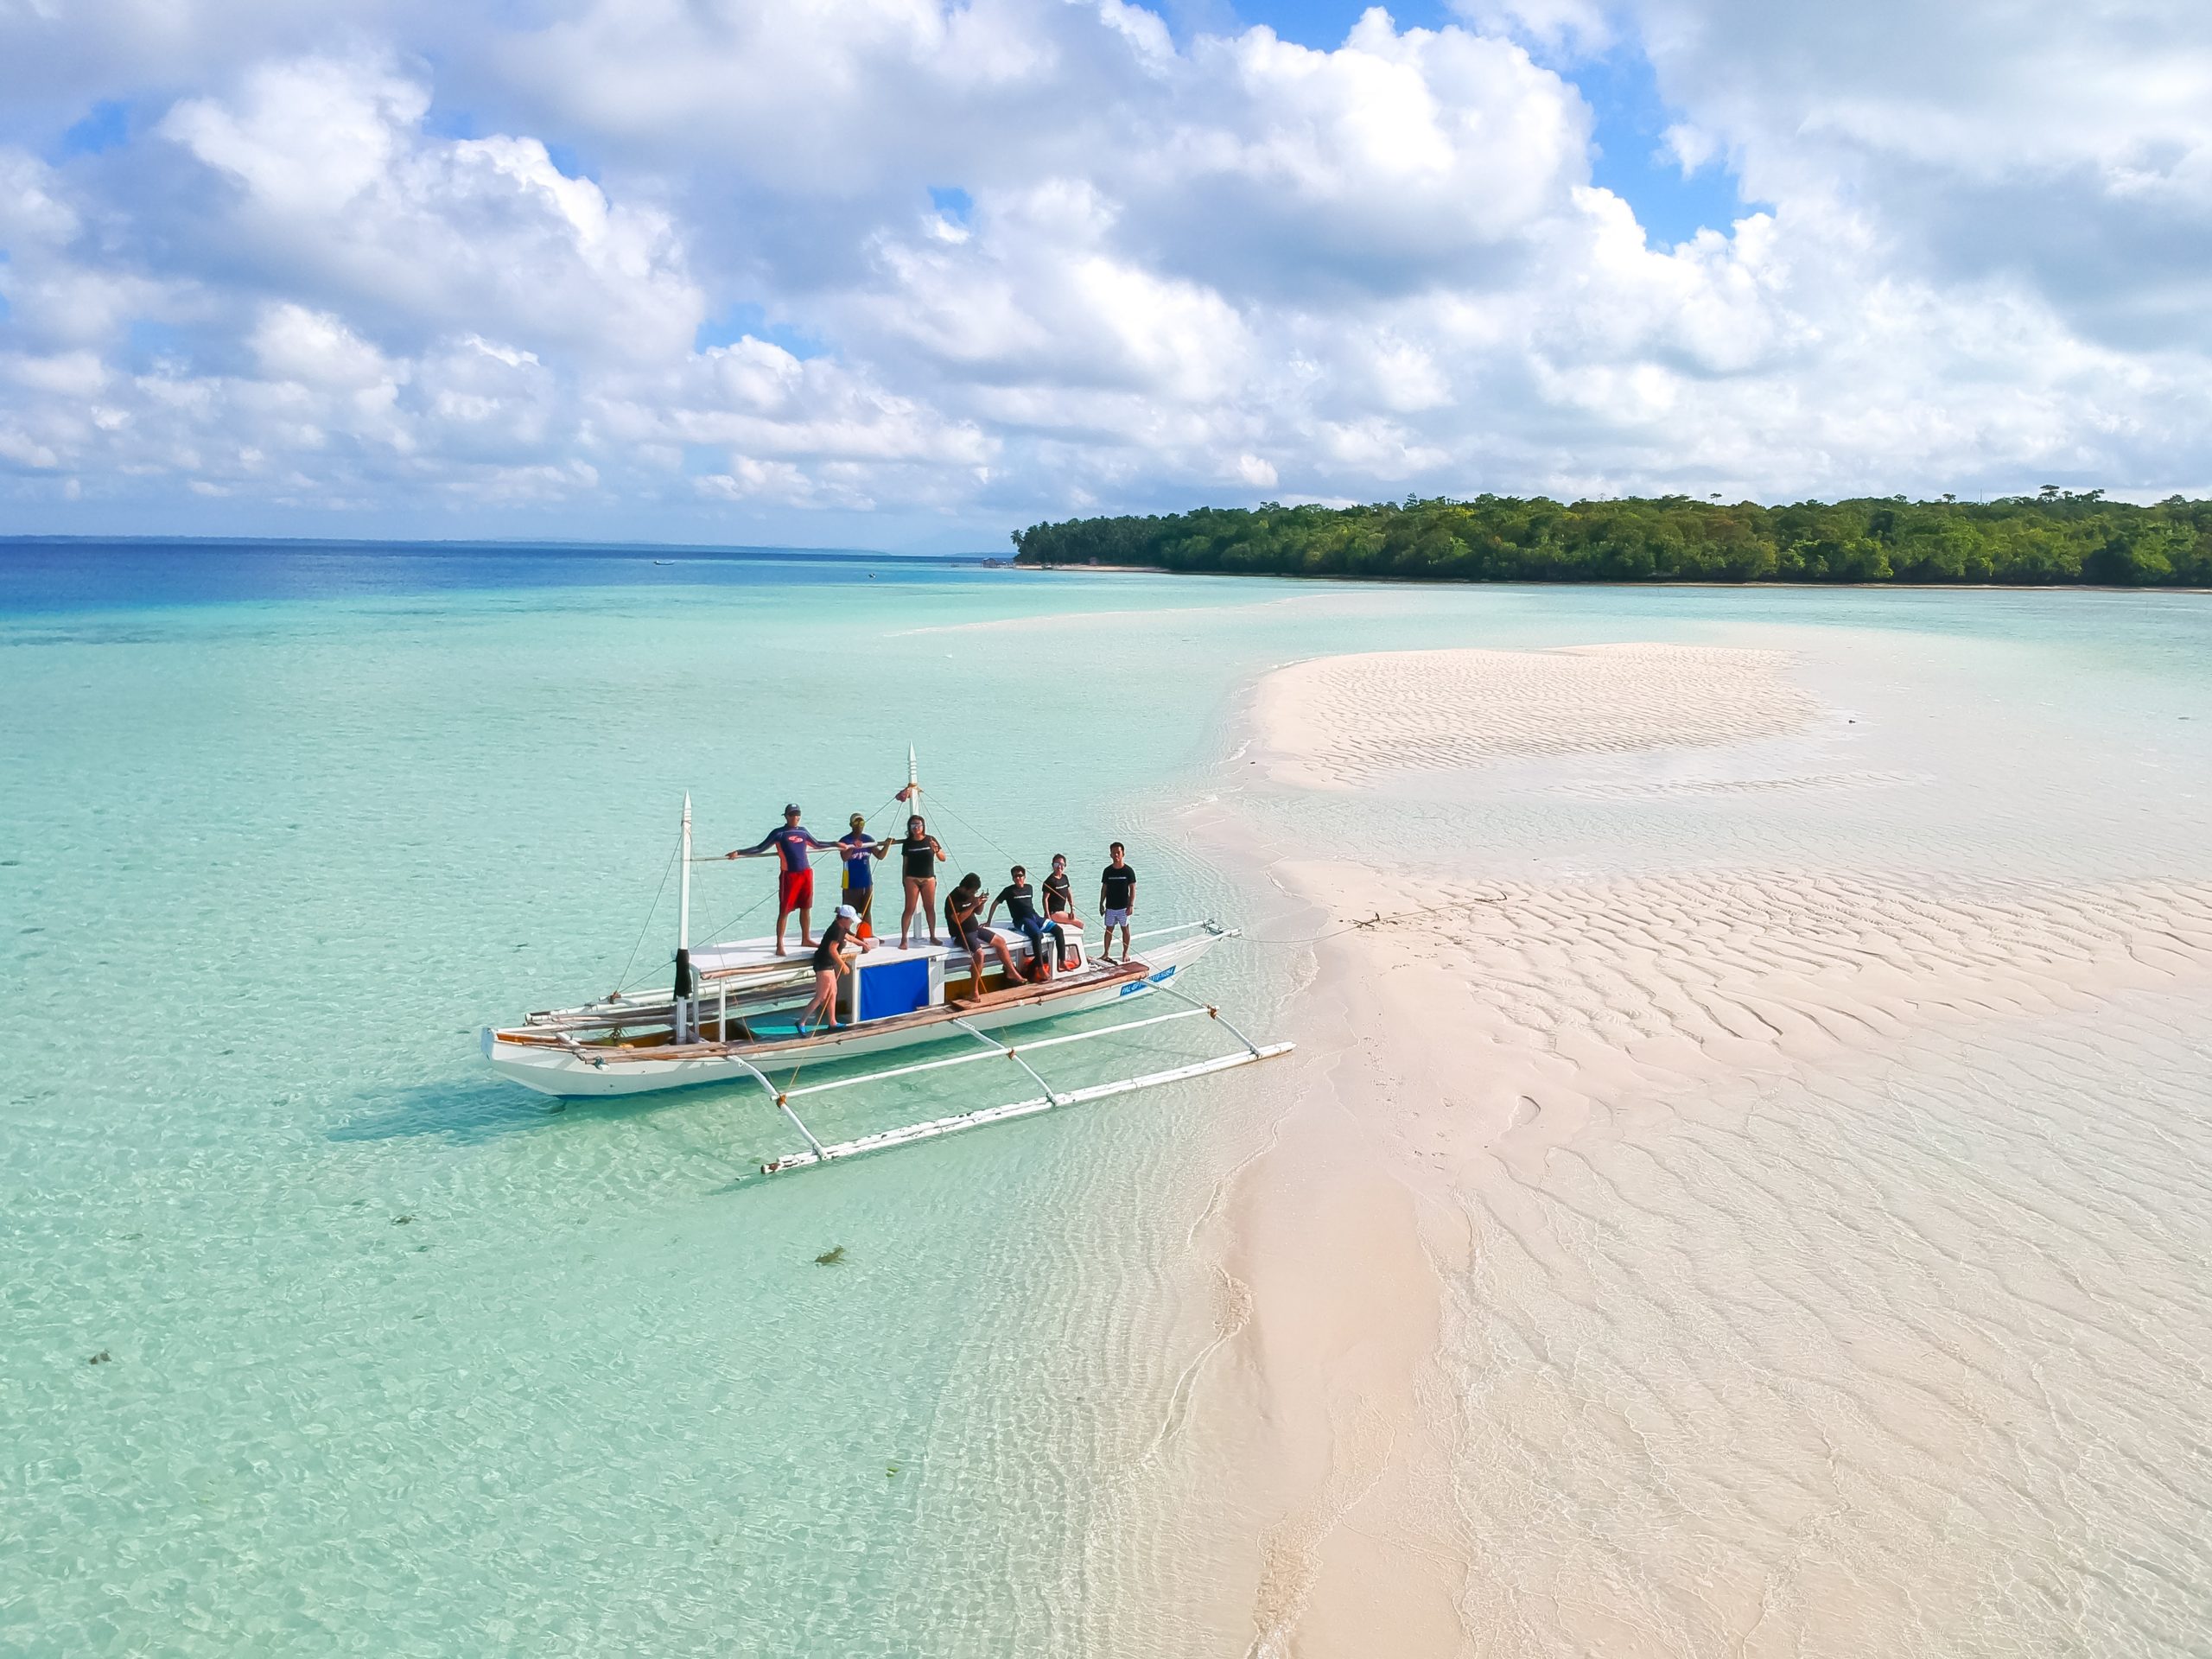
[494,952,1156,1065]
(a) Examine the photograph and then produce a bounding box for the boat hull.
[481,933,1220,1098]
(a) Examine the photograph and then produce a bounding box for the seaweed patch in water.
[814,1246,845,1266]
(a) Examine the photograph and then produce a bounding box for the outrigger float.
[480,776,1293,1175]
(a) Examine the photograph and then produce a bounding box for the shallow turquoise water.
[5,548,2209,1653]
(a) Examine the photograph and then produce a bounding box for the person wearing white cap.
[801,903,869,1032]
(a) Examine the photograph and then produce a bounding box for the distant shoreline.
[1013,493,2212,588]
[1019,561,2212,594]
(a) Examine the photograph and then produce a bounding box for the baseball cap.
[784,802,802,815]
[836,904,858,920]
[849,812,867,828]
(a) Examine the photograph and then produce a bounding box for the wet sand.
[1198,642,2212,1656]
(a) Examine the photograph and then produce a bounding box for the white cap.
[836,904,858,920]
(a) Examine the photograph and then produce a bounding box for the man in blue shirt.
[837,813,889,937]
[725,804,835,957]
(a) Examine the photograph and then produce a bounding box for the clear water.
[4,544,2209,1653]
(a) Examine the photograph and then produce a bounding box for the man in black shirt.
[1098,842,1135,963]
[988,864,1063,980]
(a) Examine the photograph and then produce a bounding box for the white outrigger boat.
[480,777,1292,1175]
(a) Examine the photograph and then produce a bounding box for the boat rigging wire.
[667,785,909,979]
[610,828,683,995]
[918,783,1023,872]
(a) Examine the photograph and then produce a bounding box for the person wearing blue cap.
[726,804,835,957]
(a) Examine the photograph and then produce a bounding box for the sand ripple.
[1220,629,2212,1656]
[1248,859,2212,1656]
[1283,864,2212,1158]
[1255,645,1821,790]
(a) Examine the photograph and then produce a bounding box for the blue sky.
[0,0,2207,546]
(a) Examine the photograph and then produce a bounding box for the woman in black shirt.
[1040,853,1085,969]
[800,906,866,1031]
[897,815,948,950]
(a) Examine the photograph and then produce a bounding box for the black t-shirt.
[901,835,937,880]
[996,881,1039,925]
[810,917,853,972]
[1042,872,1073,914]
[1100,863,1136,909]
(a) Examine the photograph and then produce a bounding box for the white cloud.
[1619,0,2212,349]
[3,1,2212,535]
[157,54,702,359]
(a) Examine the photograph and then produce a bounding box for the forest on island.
[1010,491,2212,587]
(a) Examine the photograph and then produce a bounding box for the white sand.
[1254,643,1821,789]
[1194,642,2212,1656]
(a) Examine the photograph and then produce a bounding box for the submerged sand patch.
[1255,643,1822,789]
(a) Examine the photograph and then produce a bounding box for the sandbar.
[1190,641,2212,1655]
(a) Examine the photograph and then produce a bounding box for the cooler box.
[849,947,945,1020]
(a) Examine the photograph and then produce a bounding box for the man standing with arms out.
[837,813,887,938]
[1098,842,1136,964]
[725,804,834,957]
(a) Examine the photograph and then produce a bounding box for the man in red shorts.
[726,804,835,957]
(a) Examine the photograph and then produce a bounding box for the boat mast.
[673,792,696,1039]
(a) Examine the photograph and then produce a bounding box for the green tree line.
[1010,489,2212,586]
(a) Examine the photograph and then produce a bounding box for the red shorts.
[779,868,814,912]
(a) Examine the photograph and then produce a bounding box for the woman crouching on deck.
[946,873,1031,1000]
[802,904,868,1032]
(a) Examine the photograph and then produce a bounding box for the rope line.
[679,788,907,960]
[923,784,1023,874]
[611,830,682,994]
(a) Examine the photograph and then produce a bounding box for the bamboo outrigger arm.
[1143,980,1265,1058]
[950,1016,1068,1106]
[758,1041,1294,1176]
[725,1050,830,1160]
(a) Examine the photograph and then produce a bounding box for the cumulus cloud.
[156,54,702,359]
[1,0,2210,541]
[1619,0,2212,347]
